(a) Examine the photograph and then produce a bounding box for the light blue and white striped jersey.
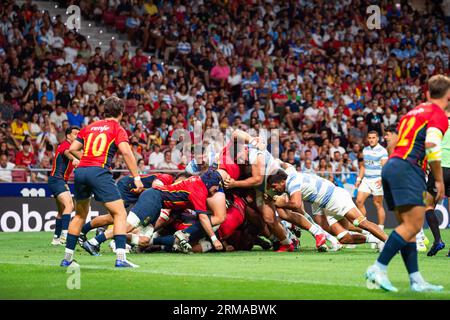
[249,145,280,191]
[363,144,388,179]
[285,166,336,208]
[185,149,218,175]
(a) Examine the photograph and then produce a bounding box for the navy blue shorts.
[130,188,162,226]
[382,157,426,210]
[48,176,70,197]
[74,167,122,203]
[117,176,140,208]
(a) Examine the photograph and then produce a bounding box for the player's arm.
[152,179,164,187]
[118,141,144,192]
[64,149,81,167]
[225,153,264,188]
[426,127,445,201]
[274,191,304,212]
[198,212,223,251]
[231,129,264,149]
[355,160,365,188]
[69,139,83,159]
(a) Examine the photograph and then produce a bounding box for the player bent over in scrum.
[267,166,388,247]
[60,96,144,268]
[79,173,174,255]
[125,169,224,251]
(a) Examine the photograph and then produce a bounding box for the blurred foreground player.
[60,96,144,268]
[49,126,80,245]
[366,75,450,292]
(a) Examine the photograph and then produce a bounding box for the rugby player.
[126,169,224,250]
[79,172,174,255]
[268,165,387,247]
[49,126,80,245]
[366,74,450,292]
[355,131,388,250]
[60,96,144,268]
[423,104,450,256]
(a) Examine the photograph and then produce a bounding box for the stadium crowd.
[0,0,449,183]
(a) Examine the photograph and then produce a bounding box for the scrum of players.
[54,75,450,292]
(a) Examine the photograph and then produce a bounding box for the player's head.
[104,96,125,120]
[367,130,379,147]
[384,124,398,143]
[267,169,288,194]
[65,126,80,143]
[427,75,450,106]
[200,169,223,196]
[174,172,191,183]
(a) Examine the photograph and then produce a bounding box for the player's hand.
[72,158,80,168]
[224,177,235,189]
[213,239,223,251]
[435,180,445,203]
[273,194,288,207]
[132,179,145,194]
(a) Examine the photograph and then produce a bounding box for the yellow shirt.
[144,3,158,16]
[11,121,30,141]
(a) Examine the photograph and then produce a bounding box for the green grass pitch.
[0,230,449,300]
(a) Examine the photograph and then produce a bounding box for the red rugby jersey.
[50,140,74,181]
[217,141,241,180]
[154,176,208,214]
[76,119,129,169]
[391,103,448,167]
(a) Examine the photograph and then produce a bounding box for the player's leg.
[355,190,370,217]
[80,213,114,240]
[56,191,74,243]
[277,208,327,251]
[423,180,445,255]
[328,220,366,244]
[259,200,292,252]
[52,198,64,245]
[61,198,90,267]
[372,195,386,229]
[344,207,387,242]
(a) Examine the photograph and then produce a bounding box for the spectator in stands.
[148,143,164,169]
[49,105,68,131]
[11,113,30,142]
[15,140,35,168]
[157,149,178,170]
[0,153,14,182]
[67,103,84,128]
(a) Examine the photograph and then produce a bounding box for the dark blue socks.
[377,230,407,266]
[81,221,92,234]
[400,242,419,274]
[54,218,62,238]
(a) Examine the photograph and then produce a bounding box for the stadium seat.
[12,170,27,182]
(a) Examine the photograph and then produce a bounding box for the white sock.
[361,229,370,236]
[116,248,126,261]
[366,234,380,244]
[409,271,424,284]
[61,230,68,238]
[64,248,74,262]
[375,260,387,272]
[308,224,320,236]
[280,238,292,245]
[378,224,384,230]
[324,231,339,245]
[89,238,99,246]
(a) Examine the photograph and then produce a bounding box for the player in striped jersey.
[268,165,388,247]
[49,126,80,245]
[355,131,388,249]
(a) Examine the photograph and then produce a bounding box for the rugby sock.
[324,231,339,245]
[378,224,384,230]
[308,224,320,236]
[64,233,78,262]
[409,271,425,285]
[91,232,107,245]
[280,238,292,245]
[182,222,206,242]
[400,242,419,276]
[61,214,71,238]
[425,209,442,243]
[153,235,175,247]
[54,218,62,238]
[114,234,127,261]
[366,234,380,244]
[81,221,93,235]
[377,230,407,268]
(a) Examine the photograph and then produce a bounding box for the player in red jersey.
[366,75,450,292]
[60,96,144,268]
[48,126,80,245]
